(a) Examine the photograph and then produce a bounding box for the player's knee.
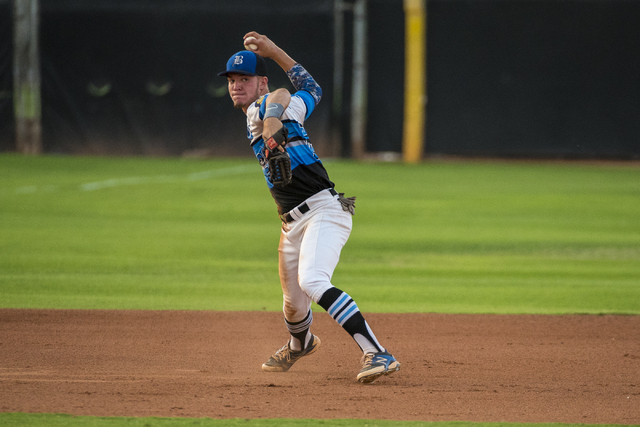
[298,277,332,303]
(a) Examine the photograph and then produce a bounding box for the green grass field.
[1,154,638,314]
[1,154,639,427]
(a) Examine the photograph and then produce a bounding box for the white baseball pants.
[278,189,352,323]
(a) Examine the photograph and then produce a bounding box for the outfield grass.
[1,154,639,314]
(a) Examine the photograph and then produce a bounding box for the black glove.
[265,126,292,187]
[268,150,293,187]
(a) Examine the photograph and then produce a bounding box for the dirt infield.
[1,309,639,424]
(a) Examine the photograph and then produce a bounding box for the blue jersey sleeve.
[294,91,316,121]
[259,91,315,122]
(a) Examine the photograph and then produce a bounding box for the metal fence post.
[351,0,367,159]
[13,0,42,155]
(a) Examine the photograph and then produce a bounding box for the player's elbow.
[267,89,291,111]
[306,84,322,106]
[271,88,291,100]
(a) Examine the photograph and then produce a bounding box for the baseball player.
[218,31,400,383]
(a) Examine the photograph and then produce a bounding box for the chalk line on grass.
[13,165,256,194]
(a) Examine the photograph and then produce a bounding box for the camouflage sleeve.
[286,63,322,106]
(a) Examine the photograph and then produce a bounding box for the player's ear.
[259,76,269,94]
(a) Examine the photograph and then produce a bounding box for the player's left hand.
[264,125,288,158]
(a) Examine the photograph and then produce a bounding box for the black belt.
[281,188,338,223]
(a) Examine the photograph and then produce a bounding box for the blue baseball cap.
[218,51,268,77]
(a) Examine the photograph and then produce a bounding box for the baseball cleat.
[261,334,321,372]
[357,351,400,383]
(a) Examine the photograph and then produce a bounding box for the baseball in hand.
[244,37,258,51]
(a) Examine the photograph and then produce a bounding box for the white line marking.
[13,165,256,194]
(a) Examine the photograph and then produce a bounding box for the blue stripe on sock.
[328,293,349,317]
[336,303,358,325]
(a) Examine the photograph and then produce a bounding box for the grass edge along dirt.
[0,413,635,427]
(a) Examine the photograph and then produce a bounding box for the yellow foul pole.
[403,0,426,163]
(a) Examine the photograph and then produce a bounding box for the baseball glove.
[268,150,293,186]
[265,126,292,186]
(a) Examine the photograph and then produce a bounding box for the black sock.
[285,310,312,351]
[317,287,384,354]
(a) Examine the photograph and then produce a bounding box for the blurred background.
[1,0,639,160]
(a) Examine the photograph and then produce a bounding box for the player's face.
[227,74,267,111]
